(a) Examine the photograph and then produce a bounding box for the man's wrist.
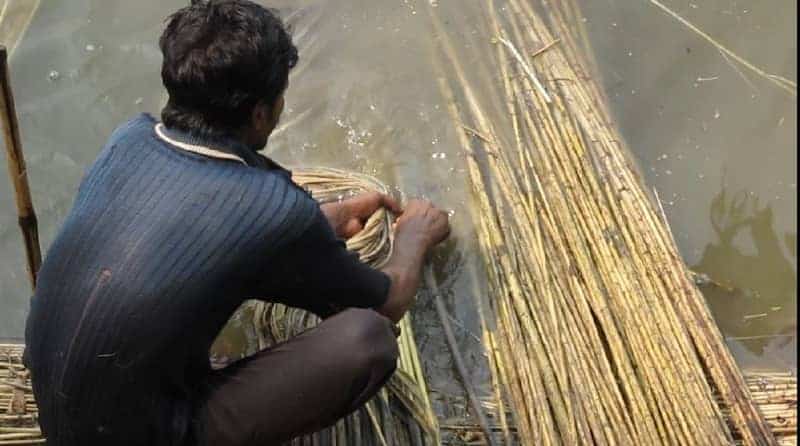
[393,234,429,265]
[379,257,423,323]
[320,202,347,234]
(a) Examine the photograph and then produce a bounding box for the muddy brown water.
[0,0,795,424]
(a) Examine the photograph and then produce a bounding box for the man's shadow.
[692,188,797,356]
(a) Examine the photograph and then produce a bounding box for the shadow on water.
[579,0,797,369]
[693,186,797,361]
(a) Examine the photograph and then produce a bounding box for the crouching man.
[23,1,449,445]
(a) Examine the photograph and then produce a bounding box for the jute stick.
[424,265,496,446]
[0,46,41,290]
[425,0,780,443]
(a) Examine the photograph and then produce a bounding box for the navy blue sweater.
[24,114,390,445]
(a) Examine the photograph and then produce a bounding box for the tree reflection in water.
[693,188,796,360]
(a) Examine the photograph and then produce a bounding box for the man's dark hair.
[159,0,298,138]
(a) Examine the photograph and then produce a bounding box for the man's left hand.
[321,192,402,239]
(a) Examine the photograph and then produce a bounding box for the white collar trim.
[154,123,247,166]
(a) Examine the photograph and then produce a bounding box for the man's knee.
[335,308,399,374]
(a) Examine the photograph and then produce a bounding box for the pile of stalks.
[4,337,796,446]
[427,0,784,444]
[438,371,796,446]
[219,167,440,446]
[727,372,797,446]
[0,343,43,445]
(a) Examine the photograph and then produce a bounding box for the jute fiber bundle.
[227,167,440,446]
[426,0,781,444]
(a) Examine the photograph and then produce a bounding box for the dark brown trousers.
[197,308,399,446]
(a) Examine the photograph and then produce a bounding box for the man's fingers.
[403,198,429,214]
[351,192,401,217]
[343,218,364,238]
[380,194,403,214]
[435,210,451,241]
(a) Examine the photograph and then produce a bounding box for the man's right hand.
[394,199,451,254]
[378,198,450,323]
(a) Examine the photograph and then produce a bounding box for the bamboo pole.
[0,46,41,290]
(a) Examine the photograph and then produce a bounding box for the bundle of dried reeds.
[729,372,797,446]
[219,167,439,446]
[0,344,43,445]
[5,335,795,446]
[426,0,779,444]
[439,371,796,446]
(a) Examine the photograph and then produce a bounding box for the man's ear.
[251,102,270,133]
[269,95,285,126]
[252,97,284,134]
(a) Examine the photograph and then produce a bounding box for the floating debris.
[697,75,720,82]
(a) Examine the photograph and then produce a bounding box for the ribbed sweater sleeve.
[254,208,391,317]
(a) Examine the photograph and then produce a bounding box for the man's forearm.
[378,242,427,323]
